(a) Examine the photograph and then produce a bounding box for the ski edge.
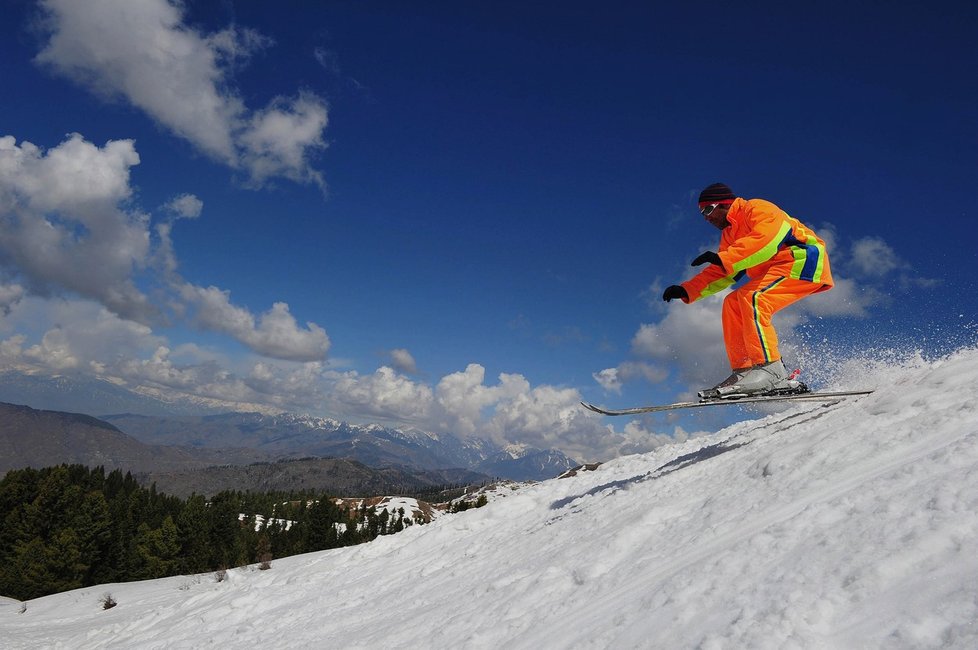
[581,389,875,416]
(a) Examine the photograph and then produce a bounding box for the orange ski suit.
[680,197,833,370]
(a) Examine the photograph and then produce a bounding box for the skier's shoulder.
[739,197,782,217]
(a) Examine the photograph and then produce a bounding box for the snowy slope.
[3,346,978,649]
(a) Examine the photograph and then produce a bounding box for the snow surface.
[3,346,978,649]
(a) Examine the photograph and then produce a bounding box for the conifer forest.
[0,465,422,601]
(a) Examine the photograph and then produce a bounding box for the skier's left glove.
[691,251,723,268]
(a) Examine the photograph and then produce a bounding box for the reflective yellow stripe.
[809,237,826,283]
[790,246,807,280]
[752,277,785,362]
[732,221,792,273]
[696,275,737,299]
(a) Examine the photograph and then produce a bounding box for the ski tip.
[580,402,610,415]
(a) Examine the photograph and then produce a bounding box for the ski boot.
[701,361,809,401]
[697,367,751,400]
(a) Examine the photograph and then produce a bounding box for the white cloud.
[164,194,203,219]
[0,134,155,323]
[0,291,667,460]
[239,93,329,189]
[245,361,326,408]
[390,348,418,375]
[35,0,241,161]
[592,361,669,394]
[631,299,728,388]
[484,382,593,450]
[118,345,204,390]
[328,366,434,422]
[0,334,26,361]
[0,283,25,316]
[434,364,512,436]
[1,296,163,368]
[0,132,332,363]
[24,327,80,370]
[592,367,622,393]
[179,284,331,362]
[849,237,905,277]
[35,0,328,187]
[800,277,879,318]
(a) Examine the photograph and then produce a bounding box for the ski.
[580,390,874,416]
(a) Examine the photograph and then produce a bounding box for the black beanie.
[698,182,736,205]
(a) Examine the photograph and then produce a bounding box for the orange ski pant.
[722,272,823,370]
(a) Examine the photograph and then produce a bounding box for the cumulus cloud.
[35,0,328,187]
[631,299,728,386]
[800,277,879,318]
[433,364,519,436]
[164,194,203,219]
[24,327,81,370]
[0,290,660,461]
[389,348,418,375]
[239,93,329,188]
[0,132,331,363]
[245,360,326,408]
[179,285,330,362]
[0,294,328,411]
[328,366,434,422]
[592,361,669,394]
[484,382,595,452]
[0,283,25,316]
[118,345,206,391]
[848,237,905,277]
[0,296,165,383]
[0,134,155,323]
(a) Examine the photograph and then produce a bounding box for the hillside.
[137,458,490,499]
[3,346,977,648]
[0,402,492,497]
[0,402,268,473]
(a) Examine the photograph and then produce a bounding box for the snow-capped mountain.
[474,444,579,481]
[0,370,578,481]
[102,411,578,481]
[5,345,977,648]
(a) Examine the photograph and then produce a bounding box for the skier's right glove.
[662,285,688,302]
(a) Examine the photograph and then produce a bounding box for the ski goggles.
[700,203,722,217]
[699,200,733,217]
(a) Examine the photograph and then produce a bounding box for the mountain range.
[101,411,577,481]
[0,369,579,483]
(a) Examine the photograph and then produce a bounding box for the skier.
[662,183,833,399]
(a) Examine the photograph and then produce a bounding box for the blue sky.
[1,1,975,461]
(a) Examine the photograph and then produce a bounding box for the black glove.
[662,285,688,302]
[691,251,723,268]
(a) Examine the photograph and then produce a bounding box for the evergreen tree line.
[0,464,421,601]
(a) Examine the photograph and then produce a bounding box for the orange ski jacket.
[681,197,833,302]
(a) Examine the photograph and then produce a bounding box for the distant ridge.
[0,369,579,482]
[0,402,266,474]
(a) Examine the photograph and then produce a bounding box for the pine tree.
[177,494,211,573]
